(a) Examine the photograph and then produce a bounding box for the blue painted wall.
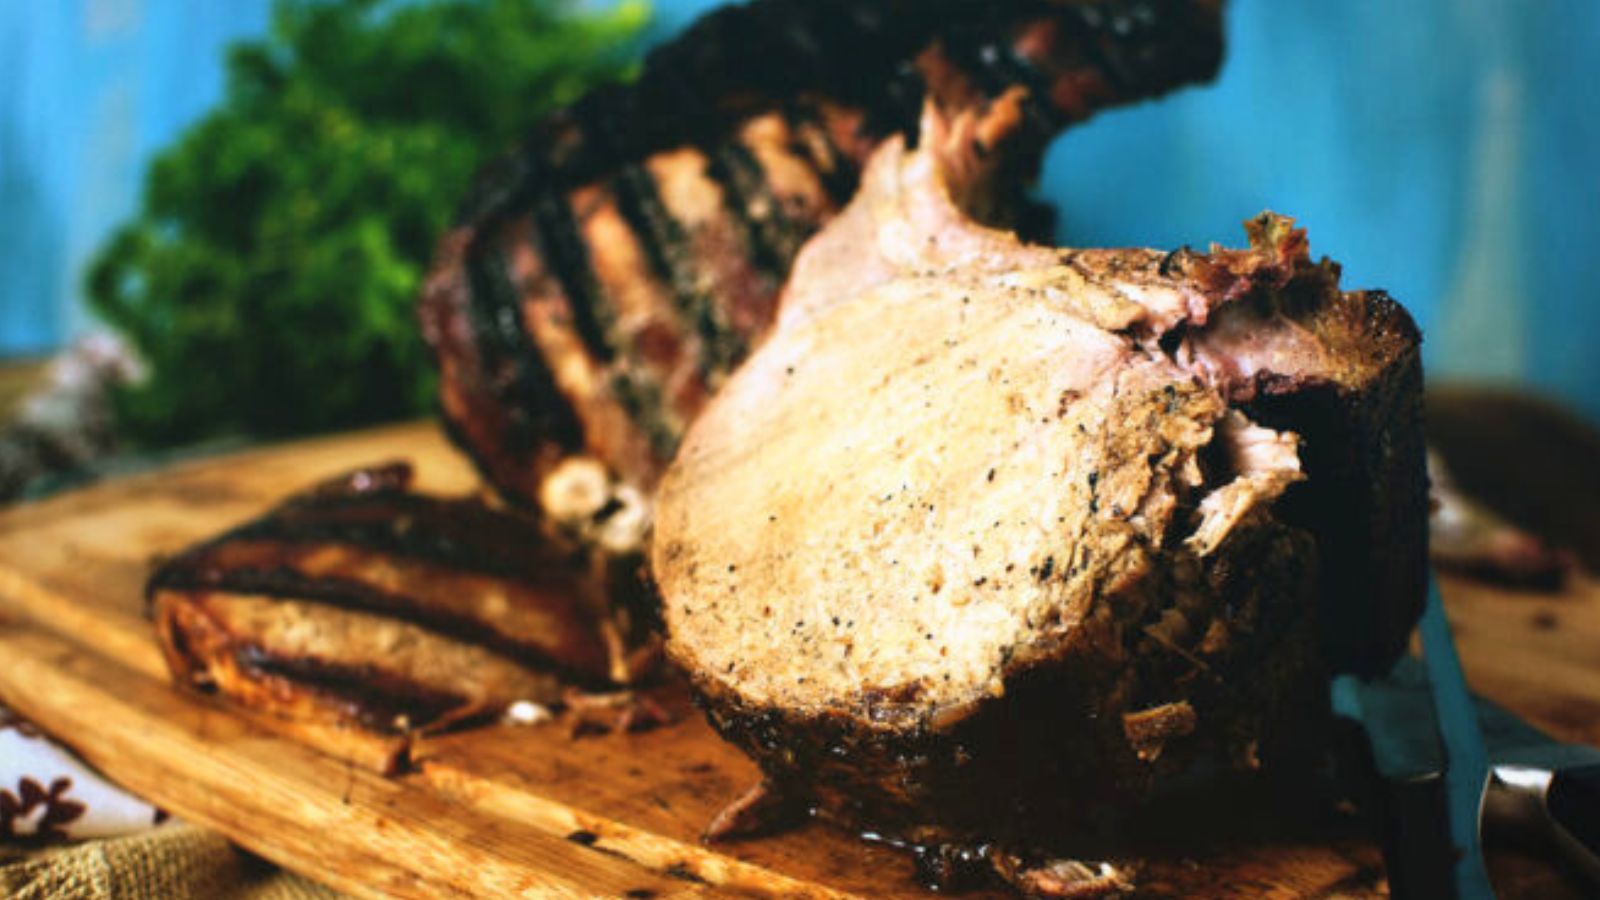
[0,0,273,354]
[2,0,1597,418]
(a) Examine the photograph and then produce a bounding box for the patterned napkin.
[1,705,167,844]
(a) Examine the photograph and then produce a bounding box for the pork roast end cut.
[653,103,1425,852]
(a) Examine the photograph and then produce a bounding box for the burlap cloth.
[0,825,345,899]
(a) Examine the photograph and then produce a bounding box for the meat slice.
[155,594,567,735]
[149,462,634,748]
[419,0,1226,522]
[1427,449,1574,589]
[653,103,1425,857]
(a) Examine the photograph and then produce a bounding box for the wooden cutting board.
[0,421,1593,898]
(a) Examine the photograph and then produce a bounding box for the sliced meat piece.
[153,592,566,735]
[150,462,630,748]
[152,538,610,682]
[1428,449,1575,589]
[653,102,1424,857]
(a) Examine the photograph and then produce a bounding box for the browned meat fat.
[653,103,1425,855]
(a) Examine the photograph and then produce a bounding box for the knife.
[1334,579,1600,898]
[1477,692,1600,885]
[1331,661,1458,898]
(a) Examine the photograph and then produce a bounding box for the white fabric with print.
[1,705,168,843]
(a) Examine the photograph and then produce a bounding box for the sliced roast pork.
[653,102,1425,876]
[148,463,648,758]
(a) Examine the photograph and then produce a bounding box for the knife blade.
[1331,579,1495,899]
[1336,577,1600,897]
[1415,578,1497,899]
[1330,661,1457,899]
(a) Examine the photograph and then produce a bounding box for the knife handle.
[1548,764,1600,882]
[1486,763,1600,885]
[1378,771,1459,900]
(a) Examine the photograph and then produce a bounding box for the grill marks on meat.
[149,462,620,740]
[157,593,564,736]
[450,231,583,503]
[420,0,1225,511]
[441,111,858,499]
[153,540,606,681]
[653,102,1424,860]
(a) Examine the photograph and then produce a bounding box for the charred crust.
[785,101,862,207]
[151,567,608,686]
[1235,291,1426,675]
[609,163,721,385]
[461,229,585,465]
[231,645,477,735]
[526,192,615,365]
[151,487,579,589]
[703,144,790,288]
[682,520,1326,848]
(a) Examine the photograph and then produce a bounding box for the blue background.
[3,0,1597,419]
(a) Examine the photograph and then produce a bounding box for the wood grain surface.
[0,420,1593,898]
